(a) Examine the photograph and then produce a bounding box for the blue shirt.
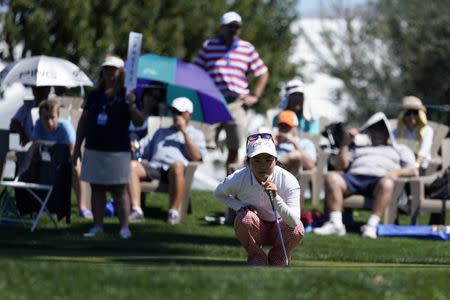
[139,125,206,170]
[32,119,75,145]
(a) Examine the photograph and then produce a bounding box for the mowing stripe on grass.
[28,255,450,269]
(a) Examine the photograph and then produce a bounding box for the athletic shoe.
[129,209,145,222]
[313,221,346,236]
[361,224,377,239]
[119,228,132,240]
[83,226,104,237]
[167,209,181,225]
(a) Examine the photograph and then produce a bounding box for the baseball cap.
[285,79,305,95]
[246,134,277,158]
[220,11,242,25]
[171,97,193,113]
[278,110,298,127]
[101,56,125,68]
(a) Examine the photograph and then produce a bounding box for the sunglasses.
[247,133,273,144]
[404,110,419,117]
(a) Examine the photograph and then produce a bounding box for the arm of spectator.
[9,119,29,146]
[174,116,202,161]
[241,71,269,107]
[73,110,87,165]
[126,92,145,127]
[385,167,419,178]
[417,126,433,166]
[336,128,358,171]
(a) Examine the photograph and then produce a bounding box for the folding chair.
[0,137,57,232]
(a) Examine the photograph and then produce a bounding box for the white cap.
[285,79,305,95]
[101,56,124,68]
[171,97,193,113]
[220,11,242,25]
[246,137,277,158]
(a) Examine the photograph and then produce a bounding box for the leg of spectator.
[325,172,347,212]
[128,161,147,211]
[90,183,107,228]
[278,150,302,176]
[268,220,304,266]
[168,161,185,210]
[234,209,268,266]
[110,183,130,230]
[73,159,91,215]
[372,177,394,216]
[313,172,348,236]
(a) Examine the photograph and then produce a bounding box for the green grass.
[0,190,449,299]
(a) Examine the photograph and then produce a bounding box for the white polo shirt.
[214,165,301,227]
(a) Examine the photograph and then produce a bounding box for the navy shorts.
[341,173,381,197]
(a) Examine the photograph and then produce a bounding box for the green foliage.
[0,0,301,111]
[316,0,450,125]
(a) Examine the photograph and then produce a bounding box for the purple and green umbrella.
[136,53,232,124]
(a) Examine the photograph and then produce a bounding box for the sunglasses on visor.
[246,133,273,144]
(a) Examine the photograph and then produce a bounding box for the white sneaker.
[313,221,346,236]
[119,228,132,240]
[361,224,377,239]
[83,226,104,237]
[167,209,181,225]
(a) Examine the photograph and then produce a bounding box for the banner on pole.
[125,32,143,93]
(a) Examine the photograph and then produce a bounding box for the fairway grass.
[0,190,449,299]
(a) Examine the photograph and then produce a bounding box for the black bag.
[15,143,72,222]
[425,167,450,224]
[425,167,450,199]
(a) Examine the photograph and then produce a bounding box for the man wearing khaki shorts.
[194,11,269,174]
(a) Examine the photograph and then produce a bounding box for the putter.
[266,190,289,266]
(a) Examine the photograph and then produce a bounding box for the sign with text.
[125,32,143,93]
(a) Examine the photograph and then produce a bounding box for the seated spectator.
[129,82,167,141]
[393,96,433,173]
[10,85,51,146]
[128,97,206,224]
[273,79,320,135]
[275,110,316,177]
[31,99,92,218]
[214,133,304,266]
[313,112,418,239]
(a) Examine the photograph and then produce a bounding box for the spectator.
[31,99,92,218]
[214,133,304,266]
[393,96,434,173]
[274,79,320,135]
[194,11,269,174]
[129,82,167,141]
[313,112,418,239]
[275,110,316,177]
[10,85,51,146]
[128,97,206,224]
[73,55,144,239]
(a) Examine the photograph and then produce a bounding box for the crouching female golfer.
[214,133,304,266]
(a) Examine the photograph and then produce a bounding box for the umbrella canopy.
[136,53,232,124]
[0,55,93,87]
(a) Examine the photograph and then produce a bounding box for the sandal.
[79,209,93,219]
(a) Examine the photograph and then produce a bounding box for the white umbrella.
[0,55,93,87]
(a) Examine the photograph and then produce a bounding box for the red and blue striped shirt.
[194,37,268,99]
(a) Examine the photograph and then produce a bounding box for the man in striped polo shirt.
[194,11,269,175]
